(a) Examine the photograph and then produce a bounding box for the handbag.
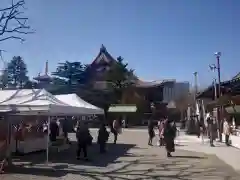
[118,128,122,134]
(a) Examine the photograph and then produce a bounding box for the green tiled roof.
[108,104,137,112]
[232,72,240,80]
[225,105,240,114]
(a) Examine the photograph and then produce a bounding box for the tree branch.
[0,0,34,42]
[0,0,24,12]
[0,36,24,42]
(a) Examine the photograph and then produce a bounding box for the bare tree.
[0,0,33,42]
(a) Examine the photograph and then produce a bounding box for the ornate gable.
[91,44,116,66]
[87,45,117,83]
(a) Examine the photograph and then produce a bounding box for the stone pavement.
[176,133,240,171]
[2,129,240,180]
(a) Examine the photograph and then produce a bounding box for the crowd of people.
[196,114,232,147]
[49,118,122,161]
[49,115,232,160]
[75,118,123,160]
[49,117,178,160]
[148,118,177,157]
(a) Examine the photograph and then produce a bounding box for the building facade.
[34,45,189,116]
[162,81,190,103]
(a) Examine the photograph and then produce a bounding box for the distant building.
[34,45,189,119]
[162,81,190,103]
[33,60,53,91]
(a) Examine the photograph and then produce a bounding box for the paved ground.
[176,132,240,171]
[2,129,240,180]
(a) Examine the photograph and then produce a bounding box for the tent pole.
[46,116,50,164]
[6,115,11,164]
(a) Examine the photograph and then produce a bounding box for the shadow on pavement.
[5,165,66,178]
[11,142,136,167]
[5,151,240,180]
[4,139,240,180]
[175,143,186,147]
[172,155,205,159]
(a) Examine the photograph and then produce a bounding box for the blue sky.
[1,0,239,88]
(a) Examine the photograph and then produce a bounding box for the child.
[97,123,109,153]
[158,120,165,146]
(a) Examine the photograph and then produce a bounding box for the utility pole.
[193,72,198,99]
[0,50,7,90]
[193,72,198,97]
[193,72,199,135]
[214,52,222,142]
[209,64,217,100]
[215,52,222,99]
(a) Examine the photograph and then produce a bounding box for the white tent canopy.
[55,93,104,115]
[0,89,101,164]
[0,89,94,115]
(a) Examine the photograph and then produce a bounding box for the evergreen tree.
[52,61,88,92]
[0,68,8,89]
[7,56,29,88]
[105,56,136,103]
[23,80,37,89]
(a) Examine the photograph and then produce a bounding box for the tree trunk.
[14,78,17,87]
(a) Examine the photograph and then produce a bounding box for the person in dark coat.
[97,123,109,153]
[111,119,120,144]
[207,115,215,147]
[62,118,71,144]
[163,119,177,157]
[76,122,92,160]
[50,119,59,142]
[148,120,155,146]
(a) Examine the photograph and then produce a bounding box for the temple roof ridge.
[135,78,177,88]
[100,44,106,52]
[91,44,117,65]
[138,78,176,83]
[232,72,240,80]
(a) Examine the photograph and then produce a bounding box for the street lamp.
[214,52,222,142]
[193,72,198,98]
[209,64,217,100]
[214,52,221,98]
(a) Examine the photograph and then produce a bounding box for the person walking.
[62,118,71,144]
[200,123,205,143]
[76,122,92,161]
[148,120,155,146]
[163,119,177,157]
[97,123,109,153]
[223,118,231,146]
[158,120,165,146]
[111,119,120,144]
[196,117,201,138]
[49,119,59,142]
[207,115,215,147]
